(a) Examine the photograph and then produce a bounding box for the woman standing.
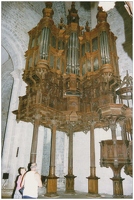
[13,167,26,199]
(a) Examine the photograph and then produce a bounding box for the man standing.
[21,163,42,199]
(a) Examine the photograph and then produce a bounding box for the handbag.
[19,186,24,195]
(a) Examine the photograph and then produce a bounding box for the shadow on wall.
[115,2,132,60]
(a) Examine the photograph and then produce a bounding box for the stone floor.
[1,189,133,199]
[39,191,133,199]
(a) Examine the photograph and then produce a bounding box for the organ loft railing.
[13,2,132,197]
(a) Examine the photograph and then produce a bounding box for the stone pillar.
[90,2,98,29]
[1,69,23,189]
[65,128,76,193]
[87,122,100,196]
[46,122,58,197]
[30,114,41,163]
[36,125,46,173]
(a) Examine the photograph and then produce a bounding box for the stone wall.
[107,2,132,78]
[1,48,13,151]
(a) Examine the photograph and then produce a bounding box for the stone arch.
[1,25,26,70]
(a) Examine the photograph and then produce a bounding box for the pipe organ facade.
[12,2,132,198]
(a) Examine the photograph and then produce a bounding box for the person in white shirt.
[21,163,42,199]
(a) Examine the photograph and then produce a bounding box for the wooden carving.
[13,2,132,197]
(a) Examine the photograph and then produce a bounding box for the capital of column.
[51,120,57,126]
[31,114,42,125]
[10,69,23,80]
[110,124,117,131]
[90,120,96,126]
[107,116,117,131]
[33,114,42,120]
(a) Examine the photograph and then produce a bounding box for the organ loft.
[2,2,132,198]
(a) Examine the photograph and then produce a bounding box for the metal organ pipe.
[104,32,107,63]
[72,33,74,73]
[67,36,71,73]
[40,27,50,60]
[43,28,47,58]
[76,40,79,75]
[74,33,77,73]
[104,31,109,63]
[100,33,104,63]
[67,32,79,74]
[66,41,69,73]
[45,28,50,58]
[75,32,79,74]
[105,32,110,63]
[101,32,105,63]
[103,34,105,63]
[67,35,70,73]
[40,28,45,59]
[44,28,47,58]
[74,33,76,74]
[100,31,110,64]
[68,37,71,73]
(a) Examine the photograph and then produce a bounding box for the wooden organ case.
[13,2,133,197]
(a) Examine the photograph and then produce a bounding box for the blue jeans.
[22,196,36,199]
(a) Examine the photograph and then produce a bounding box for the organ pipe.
[67,32,80,75]
[100,31,110,64]
[40,27,50,60]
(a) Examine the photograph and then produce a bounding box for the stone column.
[36,125,46,173]
[46,122,59,197]
[1,69,23,191]
[65,127,76,193]
[87,122,100,196]
[90,2,98,29]
[30,114,41,163]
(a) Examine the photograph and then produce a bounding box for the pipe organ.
[13,2,132,198]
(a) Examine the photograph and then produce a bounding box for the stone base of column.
[1,189,13,199]
[64,174,77,194]
[45,176,59,197]
[86,176,100,196]
[110,177,124,197]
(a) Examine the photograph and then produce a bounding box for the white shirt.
[23,171,38,198]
